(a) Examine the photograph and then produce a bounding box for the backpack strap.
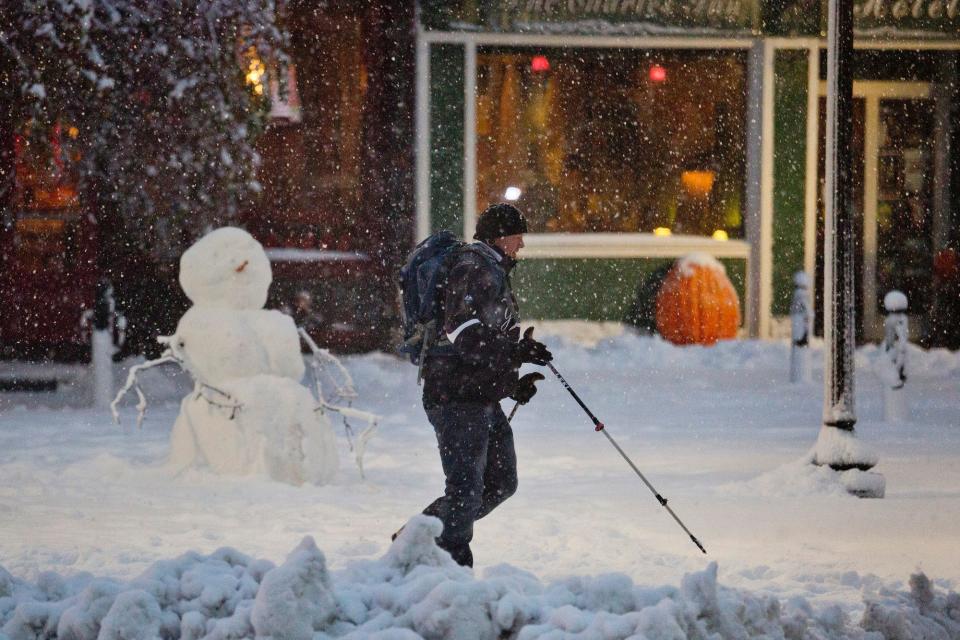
[415,243,507,383]
[459,242,509,301]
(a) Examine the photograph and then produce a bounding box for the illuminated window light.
[246,53,266,96]
[531,55,550,73]
[681,170,715,197]
[653,227,672,237]
[712,229,729,241]
[504,186,522,201]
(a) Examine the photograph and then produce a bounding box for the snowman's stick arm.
[111,353,181,427]
[195,383,244,418]
[298,327,357,400]
[315,402,380,424]
[315,401,381,478]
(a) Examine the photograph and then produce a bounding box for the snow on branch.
[315,401,380,480]
[300,327,381,478]
[112,339,244,428]
[299,328,358,404]
[111,352,180,428]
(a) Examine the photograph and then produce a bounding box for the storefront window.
[476,48,747,238]
[13,123,82,212]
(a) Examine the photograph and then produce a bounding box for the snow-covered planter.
[655,253,741,346]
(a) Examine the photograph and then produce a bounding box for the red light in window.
[531,55,550,73]
[649,64,667,83]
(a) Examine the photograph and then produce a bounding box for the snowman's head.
[180,227,272,310]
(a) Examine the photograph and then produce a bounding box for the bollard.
[789,271,813,383]
[91,279,117,410]
[877,290,909,422]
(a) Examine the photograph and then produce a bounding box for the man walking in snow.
[415,203,553,567]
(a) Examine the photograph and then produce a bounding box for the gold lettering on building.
[856,0,958,20]
[506,0,744,21]
[891,0,911,18]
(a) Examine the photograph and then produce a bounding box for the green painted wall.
[512,257,746,323]
[772,50,810,316]
[430,44,465,234]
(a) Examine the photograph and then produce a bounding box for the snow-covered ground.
[1,323,959,639]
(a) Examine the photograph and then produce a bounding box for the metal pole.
[821,0,859,439]
[546,363,707,554]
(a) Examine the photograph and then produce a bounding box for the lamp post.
[812,0,884,497]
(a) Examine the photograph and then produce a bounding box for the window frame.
[418,30,755,260]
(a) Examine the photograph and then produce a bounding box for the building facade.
[416,0,960,344]
[2,0,958,362]
[0,1,416,360]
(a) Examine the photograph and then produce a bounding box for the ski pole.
[507,401,521,422]
[546,362,707,555]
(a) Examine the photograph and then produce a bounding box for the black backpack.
[398,230,465,380]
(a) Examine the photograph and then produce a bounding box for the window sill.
[518,233,750,259]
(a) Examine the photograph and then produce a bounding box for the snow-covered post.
[91,279,117,410]
[878,291,909,422]
[812,0,883,497]
[789,271,812,383]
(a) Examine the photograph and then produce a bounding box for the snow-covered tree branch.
[1,0,285,243]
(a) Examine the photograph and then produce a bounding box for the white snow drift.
[1,516,958,640]
[3,323,960,639]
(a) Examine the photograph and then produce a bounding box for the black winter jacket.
[422,242,521,406]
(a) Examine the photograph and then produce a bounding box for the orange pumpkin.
[655,254,741,345]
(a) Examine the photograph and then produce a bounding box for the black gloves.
[513,327,553,366]
[511,372,545,405]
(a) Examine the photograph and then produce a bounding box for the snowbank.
[530,320,960,377]
[1,516,957,640]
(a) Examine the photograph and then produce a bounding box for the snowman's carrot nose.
[235,260,248,273]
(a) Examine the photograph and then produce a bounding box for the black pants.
[422,401,518,567]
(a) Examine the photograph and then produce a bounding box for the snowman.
[115,227,339,485]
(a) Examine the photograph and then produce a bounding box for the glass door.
[874,97,936,339]
[816,82,937,342]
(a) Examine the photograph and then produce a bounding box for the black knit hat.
[473,203,528,241]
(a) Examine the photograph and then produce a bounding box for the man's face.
[493,234,525,259]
